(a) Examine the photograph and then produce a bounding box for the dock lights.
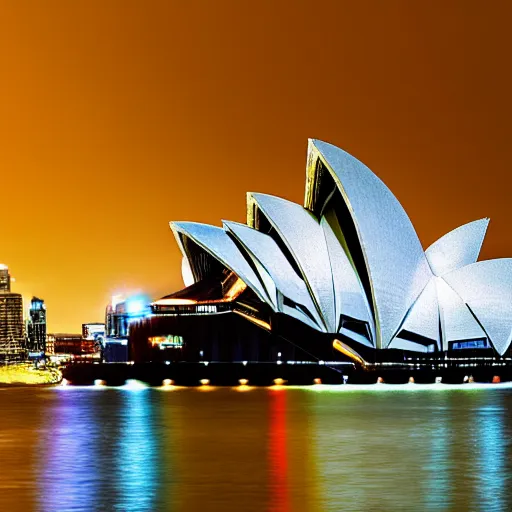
[94,379,106,386]
[239,379,249,386]
[313,378,322,385]
[162,379,174,387]
[273,378,286,386]
[200,379,210,386]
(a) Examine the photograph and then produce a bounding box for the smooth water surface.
[0,385,511,511]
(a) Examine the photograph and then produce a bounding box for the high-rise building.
[45,334,55,355]
[0,265,24,361]
[0,264,11,292]
[27,297,47,353]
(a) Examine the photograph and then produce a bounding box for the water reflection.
[116,388,160,511]
[38,389,104,511]
[0,387,510,511]
[310,389,512,512]
[169,388,269,512]
[268,389,288,512]
[423,392,451,511]
[37,388,163,512]
[477,395,508,512]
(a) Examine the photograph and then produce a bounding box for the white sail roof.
[171,222,273,308]
[320,214,374,341]
[166,140,512,356]
[443,259,512,355]
[435,277,486,351]
[426,219,489,276]
[397,278,440,348]
[248,193,336,332]
[223,220,325,331]
[310,139,432,348]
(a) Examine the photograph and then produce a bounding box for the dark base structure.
[62,360,512,386]
[128,310,362,365]
[69,307,509,386]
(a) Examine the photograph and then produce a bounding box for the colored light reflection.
[37,390,104,511]
[116,389,159,511]
[268,388,289,512]
[477,398,506,510]
[423,393,451,511]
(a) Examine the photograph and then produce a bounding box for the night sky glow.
[1,1,511,331]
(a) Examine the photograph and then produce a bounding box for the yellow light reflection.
[332,339,366,366]
[235,385,253,392]
[234,310,271,330]
[223,277,247,301]
[151,298,197,306]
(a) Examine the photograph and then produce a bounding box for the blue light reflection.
[115,388,160,512]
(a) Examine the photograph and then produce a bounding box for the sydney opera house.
[130,140,512,366]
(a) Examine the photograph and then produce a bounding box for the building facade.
[131,140,512,365]
[0,265,11,292]
[27,297,47,354]
[0,266,24,361]
[52,333,96,355]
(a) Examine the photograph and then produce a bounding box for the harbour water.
[1,384,511,511]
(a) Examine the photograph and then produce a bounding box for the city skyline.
[1,1,512,331]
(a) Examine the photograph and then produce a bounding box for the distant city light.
[126,298,145,315]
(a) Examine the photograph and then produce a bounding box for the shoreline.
[0,364,62,386]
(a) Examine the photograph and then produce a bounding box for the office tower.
[0,278,24,361]
[27,297,47,353]
[0,264,11,292]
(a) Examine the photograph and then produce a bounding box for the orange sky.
[0,0,511,332]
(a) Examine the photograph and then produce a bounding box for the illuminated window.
[148,335,184,349]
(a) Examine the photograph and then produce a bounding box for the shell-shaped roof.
[444,259,512,355]
[435,277,487,351]
[248,193,336,332]
[223,220,326,331]
[165,140,512,356]
[171,221,273,308]
[320,214,374,341]
[426,219,489,276]
[309,139,433,348]
[396,278,440,349]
